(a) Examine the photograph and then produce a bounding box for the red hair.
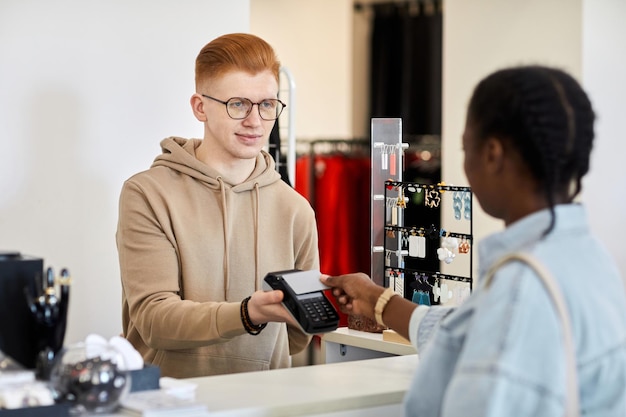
[195,33,280,88]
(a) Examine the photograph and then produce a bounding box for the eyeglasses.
[201,94,286,121]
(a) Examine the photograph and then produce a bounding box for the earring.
[381,145,389,171]
[386,196,399,226]
[425,189,441,208]
[463,191,472,220]
[453,191,463,220]
[396,186,406,209]
[458,237,471,254]
[437,247,454,264]
[439,282,449,303]
[408,230,418,257]
[389,147,397,176]
[409,229,426,258]
[416,232,426,258]
[388,269,395,288]
[401,230,409,249]
[438,234,458,264]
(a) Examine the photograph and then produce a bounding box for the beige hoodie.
[116,137,319,378]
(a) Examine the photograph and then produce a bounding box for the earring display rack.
[369,118,473,307]
[382,181,473,306]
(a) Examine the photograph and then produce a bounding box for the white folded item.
[159,377,198,400]
[0,381,54,409]
[83,333,144,371]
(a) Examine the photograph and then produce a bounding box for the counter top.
[322,327,417,356]
[184,354,419,416]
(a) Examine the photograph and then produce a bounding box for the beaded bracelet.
[241,296,267,335]
[374,287,398,327]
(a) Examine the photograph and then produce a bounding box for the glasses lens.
[225,98,285,120]
[258,99,284,120]
[226,98,252,119]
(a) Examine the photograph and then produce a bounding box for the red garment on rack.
[296,154,371,328]
[296,154,371,276]
[295,155,312,202]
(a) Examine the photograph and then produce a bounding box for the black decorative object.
[0,252,43,369]
[25,267,71,380]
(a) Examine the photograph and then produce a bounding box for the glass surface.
[50,342,130,415]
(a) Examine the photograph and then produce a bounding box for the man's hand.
[246,290,298,328]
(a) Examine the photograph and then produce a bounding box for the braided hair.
[466,66,595,235]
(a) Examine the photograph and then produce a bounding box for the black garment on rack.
[369,1,442,136]
[269,120,291,187]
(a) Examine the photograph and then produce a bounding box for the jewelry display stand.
[383,182,473,306]
[371,119,473,306]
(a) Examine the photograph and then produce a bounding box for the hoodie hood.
[150,136,282,298]
[151,136,282,191]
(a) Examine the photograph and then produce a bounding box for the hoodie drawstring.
[217,177,229,300]
[253,183,260,292]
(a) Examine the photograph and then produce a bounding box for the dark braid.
[551,70,595,198]
[467,66,595,236]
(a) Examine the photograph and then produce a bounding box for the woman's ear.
[484,137,506,173]
[190,93,207,122]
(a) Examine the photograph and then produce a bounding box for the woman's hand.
[322,273,417,340]
[321,273,384,321]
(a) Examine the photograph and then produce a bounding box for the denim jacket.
[404,204,626,416]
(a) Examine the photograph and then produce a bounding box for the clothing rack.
[296,138,370,157]
[297,139,370,208]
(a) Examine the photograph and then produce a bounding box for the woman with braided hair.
[321,65,626,416]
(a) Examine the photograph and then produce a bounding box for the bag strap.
[484,252,579,417]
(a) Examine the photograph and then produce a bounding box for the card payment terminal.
[263,269,339,334]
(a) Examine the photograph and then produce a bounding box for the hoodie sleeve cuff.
[216,302,247,338]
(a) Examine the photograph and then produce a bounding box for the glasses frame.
[201,94,286,121]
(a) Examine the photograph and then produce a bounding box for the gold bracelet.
[374,287,398,327]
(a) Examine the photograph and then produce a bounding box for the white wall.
[0,0,250,344]
[250,0,353,140]
[581,0,626,284]
[441,0,583,255]
[442,0,626,282]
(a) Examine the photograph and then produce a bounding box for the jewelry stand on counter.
[383,182,473,307]
[370,118,473,307]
